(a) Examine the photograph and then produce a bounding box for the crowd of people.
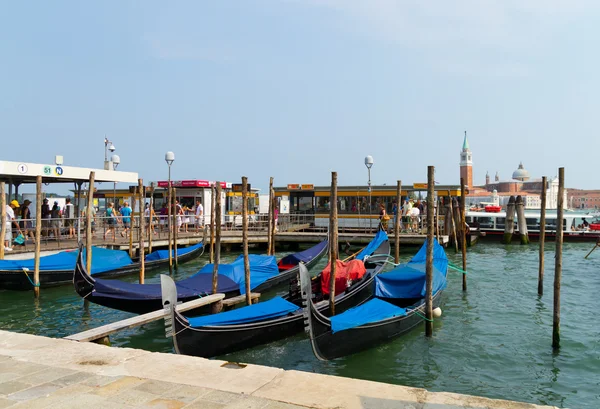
[379,198,426,233]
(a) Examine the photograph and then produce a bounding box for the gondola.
[160,229,390,358]
[74,240,328,314]
[301,238,448,360]
[0,242,204,291]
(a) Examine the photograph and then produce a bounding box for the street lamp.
[165,152,175,274]
[365,155,374,230]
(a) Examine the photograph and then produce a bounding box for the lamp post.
[365,155,374,230]
[165,151,175,274]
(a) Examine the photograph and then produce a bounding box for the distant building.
[568,189,600,210]
[461,135,566,209]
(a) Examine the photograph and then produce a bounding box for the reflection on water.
[0,242,599,408]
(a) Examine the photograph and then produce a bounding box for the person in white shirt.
[195,199,204,232]
[4,200,20,251]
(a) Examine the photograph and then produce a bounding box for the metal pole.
[167,166,172,275]
[368,168,372,230]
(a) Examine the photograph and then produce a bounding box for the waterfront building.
[567,189,600,210]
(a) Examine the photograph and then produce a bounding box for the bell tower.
[459,131,473,188]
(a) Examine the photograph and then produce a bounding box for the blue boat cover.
[0,247,133,275]
[193,254,279,294]
[92,272,239,300]
[278,240,328,266]
[355,229,389,261]
[330,298,406,333]
[145,242,203,262]
[187,296,300,327]
[375,238,448,299]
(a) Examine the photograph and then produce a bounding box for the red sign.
[157,180,228,188]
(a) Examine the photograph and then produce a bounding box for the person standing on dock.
[50,201,61,239]
[19,200,35,241]
[120,201,132,238]
[4,200,20,251]
[41,198,50,237]
[63,197,75,239]
[104,202,117,240]
[195,199,204,233]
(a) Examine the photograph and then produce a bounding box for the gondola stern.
[73,243,96,297]
[299,262,330,361]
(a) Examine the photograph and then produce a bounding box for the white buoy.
[433,307,442,318]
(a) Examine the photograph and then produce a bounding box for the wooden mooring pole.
[167,185,173,275]
[503,196,516,244]
[129,188,136,259]
[212,182,222,294]
[0,182,5,260]
[242,177,251,305]
[394,180,401,264]
[32,176,43,297]
[267,177,273,255]
[138,179,145,284]
[148,183,154,254]
[210,185,215,263]
[328,171,338,316]
[538,176,547,296]
[173,187,178,271]
[270,184,276,254]
[85,172,95,276]
[460,178,467,291]
[553,168,564,350]
[449,196,458,253]
[515,195,529,245]
[425,166,435,337]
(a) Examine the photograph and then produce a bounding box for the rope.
[21,269,40,287]
[448,262,468,274]
[407,307,434,322]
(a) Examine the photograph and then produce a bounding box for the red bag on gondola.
[321,259,367,296]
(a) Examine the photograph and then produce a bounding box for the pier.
[0,330,558,409]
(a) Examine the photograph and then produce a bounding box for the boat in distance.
[301,238,448,360]
[0,242,204,291]
[160,229,390,358]
[74,240,328,314]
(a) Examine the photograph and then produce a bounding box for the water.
[1,242,599,408]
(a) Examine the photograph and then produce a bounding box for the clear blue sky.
[2,1,599,194]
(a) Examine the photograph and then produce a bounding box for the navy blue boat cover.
[187,296,300,327]
[144,242,203,262]
[0,247,133,275]
[355,229,389,261]
[193,254,279,294]
[330,298,406,333]
[375,238,448,299]
[278,240,328,266]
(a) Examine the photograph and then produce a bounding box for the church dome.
[512,162,530,181]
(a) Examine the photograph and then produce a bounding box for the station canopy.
[0,160,138,185]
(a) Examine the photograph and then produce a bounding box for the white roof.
[0,160,138,184]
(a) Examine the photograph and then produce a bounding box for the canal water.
[0,242,598,408]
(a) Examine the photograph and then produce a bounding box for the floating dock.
[0,330,558,409]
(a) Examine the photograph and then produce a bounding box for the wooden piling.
[450,198,458,253]
[34,176,42,297]
[129,188,135,259]
[538,176,547,296]
[210,185,215,263]
[267,177,273,255]
[212,182,222,294]
[435,196,440,241]
[553,168,564,350]
[172,187,178,271]
[167,185,173,275]
[425,166,435,337]
[148,183,154,254]
[138,179,145,284]
[515,195,530,245]
[394,180,401,264]
[85,172,95,275]
[460,178,467,291]
[328,172,338,316]
[0,182,5,260]
[503,196,516,244]
[270,184,276,255]
[242,177,251,305]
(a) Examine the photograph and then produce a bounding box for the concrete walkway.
[0,330,558,409]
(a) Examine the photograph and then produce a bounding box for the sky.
[2,0,599,194]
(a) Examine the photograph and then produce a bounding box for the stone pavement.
[0,330,559,409]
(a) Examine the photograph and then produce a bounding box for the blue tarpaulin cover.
[278,240,328,266]
[187,296,300,327]
[0,247,133,275]
[355,229,389,261]
[194,254,279,294]
[145,242,203,262]
[375,238,448,299]
[330,298,406,333]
